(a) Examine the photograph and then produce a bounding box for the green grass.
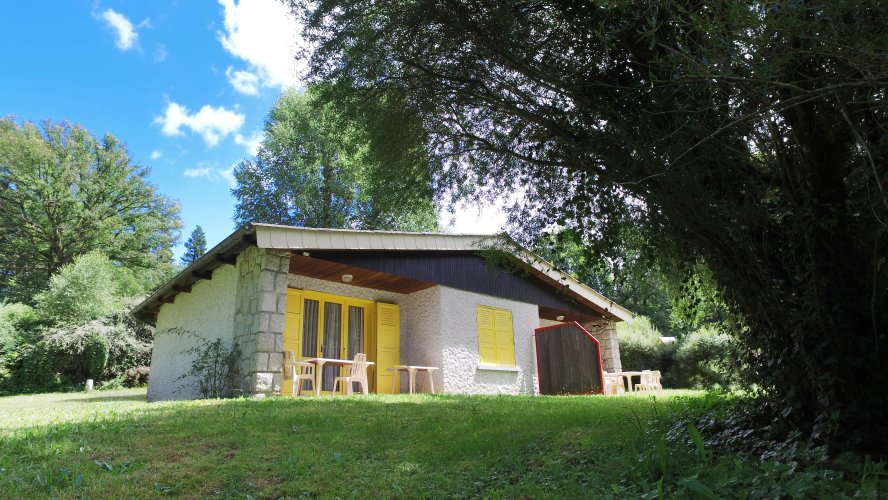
[4,389,883,498]
[0,389,701,498]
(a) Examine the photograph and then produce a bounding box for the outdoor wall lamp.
[341,274,353,283]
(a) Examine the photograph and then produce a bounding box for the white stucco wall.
[438,286,539,395]
[147,264,238,401]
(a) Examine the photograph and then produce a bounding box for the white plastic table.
[302,357,374,396]
[388,365,439,394]
[611,371,644,392]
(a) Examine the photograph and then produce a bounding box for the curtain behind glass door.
[321,302,343,391]
[347,306,365,358]
[302,299,319,358]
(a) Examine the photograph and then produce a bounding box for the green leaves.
[0,119,181,304]
[181,226,208,266]
[232,87,439,231]
[33,251,120,325]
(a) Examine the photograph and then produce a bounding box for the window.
[477,305,515,366]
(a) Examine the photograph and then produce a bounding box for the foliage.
[617,317,738,389]
[83,335,109,380]
[33,251,122,325]
[3,301,153,393]
[123,365,150,387]
[0,303,38,382]
[294,0,888,453]
[532,229,676,334]
[616,395,887,498]
[672,328,740,389]
[0,119,181,304]
[0,303,36,355]
[175,334,240,399]
[180,226,208,266]
[615,316,668,372]
[232,86,439,231]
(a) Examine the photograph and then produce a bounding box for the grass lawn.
[0,388,705,498]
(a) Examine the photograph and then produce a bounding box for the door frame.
[286,288,376,394]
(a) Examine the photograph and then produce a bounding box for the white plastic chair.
[603,372,625,395]
[333,353,369,395]
[634,370,663,393]
[284,350,315,397]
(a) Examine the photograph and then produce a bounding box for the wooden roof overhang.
[132,224,635,325]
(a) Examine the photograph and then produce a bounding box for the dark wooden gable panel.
[301,251,601,318]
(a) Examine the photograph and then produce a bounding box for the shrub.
[124,365,150,387]
[34,251,121,325]
[616,316,667,372]
[175,334,241,399]
[84,334,109,379]
[672,327,739,388]
[616,316,740,388]
[0,303,40,385]
[4,302,153,392]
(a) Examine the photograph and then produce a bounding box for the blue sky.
[0,1,507,259]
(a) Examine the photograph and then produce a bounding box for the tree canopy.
[181,226,208,266]
[0,119,181,303]
[232,87,439,231]
[293,0,888,452]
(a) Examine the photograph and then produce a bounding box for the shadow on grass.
[65,394,148,404]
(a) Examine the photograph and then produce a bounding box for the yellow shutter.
[477,306,497,365]
[281,289,303,396]
[375,302,400,394]
[478,305,515,366]
[494,309,515,366]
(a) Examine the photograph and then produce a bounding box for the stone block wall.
[233,246,291,396]
[582,319,622,373]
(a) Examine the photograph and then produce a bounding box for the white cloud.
[154,101,245,147]
[153,44,168,62]
[183,164,238,188]
[217,0,305,92]
[235,131,264,156]
[225,66,260,95]
[99,9,139,51]
[183,167,213,178]
[150,150,163,160]
[220,164,237,187]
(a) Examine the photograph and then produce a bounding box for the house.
[132,223,632,401]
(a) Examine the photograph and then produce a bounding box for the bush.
[34,252,121,325]
[671,327,739,388]
[175,334,241,399]
[0,303,40,384]
[4,302,153,392]
[616,316,669,372]
[124,365,150,387]
[84,334,109,379]
[616,394,887,498]
[616,316,740,389]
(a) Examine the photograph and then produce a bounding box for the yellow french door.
[283,289,372,394]
[283,288,401,395]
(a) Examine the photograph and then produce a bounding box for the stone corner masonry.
[582,319,623,373]
[233,246,291,396]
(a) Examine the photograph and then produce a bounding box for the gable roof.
[132,223,634,324]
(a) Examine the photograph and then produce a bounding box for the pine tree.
[181,226,207,266]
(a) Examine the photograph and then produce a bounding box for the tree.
[34,251,129,326]
[181,226,208,266]
[294,1,888,452]
[232,87,439,231]
[0,119,182,303]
